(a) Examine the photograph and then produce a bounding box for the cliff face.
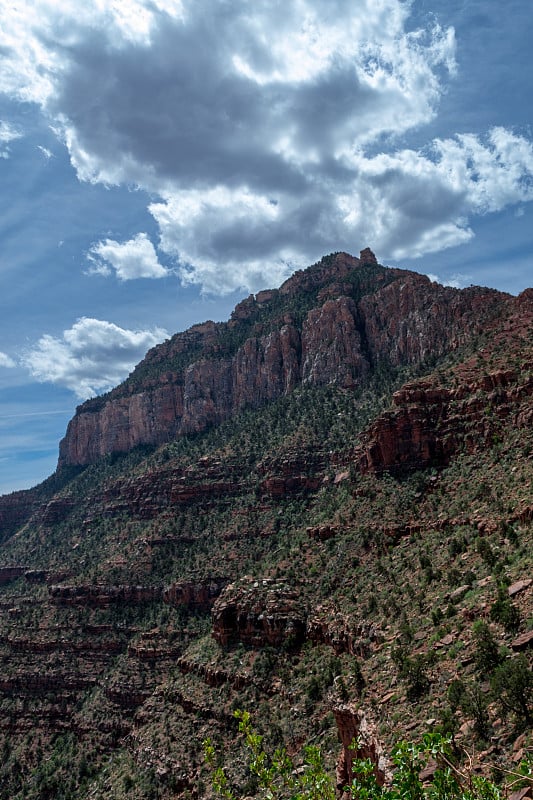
[211,577,307,648]
[58,250,507,467]
[354,367,533,476]
[58,383,185,465]
[356,288,533,476]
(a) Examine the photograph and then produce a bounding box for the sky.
[0,0,532,495]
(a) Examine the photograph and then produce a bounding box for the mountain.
[57,249,506,468]
[0,250,531,799]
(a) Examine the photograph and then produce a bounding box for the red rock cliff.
[356,288,533,474]
[58,251,509,467]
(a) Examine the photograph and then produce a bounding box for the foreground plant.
[204,710,532,800]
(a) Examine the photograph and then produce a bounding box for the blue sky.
[0,0,532,495]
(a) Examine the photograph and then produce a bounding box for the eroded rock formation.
[333,703,391,792]
[163,578,227,610]
[48,584,163,606]
[212,577,307,647]
[58,251,508,468]
[357,367,533,475]
[307,606,382,657]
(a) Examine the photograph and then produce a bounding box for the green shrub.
[447,678,466,711]
[458,682,491,741]
[205,711,532,799]
[490,655,533,727]
[398,654,432,701]
[431,607,445,626]
[472,621,503,673]
[489,587,520,633]
[352,658,366,695]
[476,537,498,568]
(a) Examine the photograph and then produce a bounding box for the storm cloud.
[2,0,533,293]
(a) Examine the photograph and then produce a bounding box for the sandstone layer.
[58,251,507,467]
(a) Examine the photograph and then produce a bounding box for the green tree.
[489,586,520,633]
[204,710,335,800]
[491,655,533,727]
[459,682,491,741]
[472,621,503,673]
[399,654,431,701]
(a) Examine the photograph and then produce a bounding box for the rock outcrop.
[0,566,28,585]
[211,577,307,647]
[333,703,390,792]
[357,367,533,475]
[163,578,227,610]
[48,584,163,606]
[211,584,384,656]
[80,457,247,522]
[40,496,76,526]
[0,488,41,542]
[351,286,533,476]
[307,606,382,657]
[58,251,508,467]
[301,296,369,387]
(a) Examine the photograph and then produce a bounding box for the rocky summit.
[0,250,531,799]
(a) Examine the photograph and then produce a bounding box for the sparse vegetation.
[0,254,531,798]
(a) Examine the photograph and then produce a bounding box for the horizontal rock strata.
[58,252,507,468]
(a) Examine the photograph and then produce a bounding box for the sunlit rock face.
[58,250,510,468]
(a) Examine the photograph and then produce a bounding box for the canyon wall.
[58,251,508,468]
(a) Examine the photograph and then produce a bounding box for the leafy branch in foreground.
[204,710,335,800]
[204,710,533,800]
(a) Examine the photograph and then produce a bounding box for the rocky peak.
[57,250,510,468]
[359,246,378,265]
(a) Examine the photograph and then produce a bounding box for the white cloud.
[149,127,533,291]
[0,120,22,158]
[21,317,168,399]
[87,233,169,280]
[0,121,21,143]
[150,187,302,293]
[0,0,532,293]
[49,1,455,190]
[0,352,16,368]
[434,128,533,213]
[425,272,472,289]
[446,274,472,289]
[37,145,53,159]
[343,128,533,260]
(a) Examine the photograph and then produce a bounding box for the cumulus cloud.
[0,352,16,368]
[1,0,532,292]
[150,127,533,290]
[345,128,533,260]
[87,233,169,280]
[21,318,168,399]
